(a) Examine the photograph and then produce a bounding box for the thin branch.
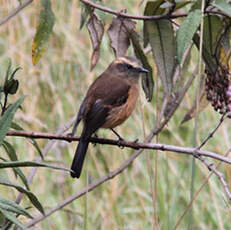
[6,130,231,165]
[0,0,34,26]
[80,0,228,20]
[174,149,231,229]
[197,113,226,150]
[197,153,231,200]
[79,0,187,20]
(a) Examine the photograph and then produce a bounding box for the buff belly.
[102,85,139,129]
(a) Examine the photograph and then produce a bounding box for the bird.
[70,56,148,178]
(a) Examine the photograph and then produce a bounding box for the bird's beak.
[137,67,149,73]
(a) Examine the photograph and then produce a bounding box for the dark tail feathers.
[71,139,89,178]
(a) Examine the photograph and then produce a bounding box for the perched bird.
[71,56,148,178]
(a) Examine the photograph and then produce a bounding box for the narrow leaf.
[212,0,231,18]
[146,19,176,95]
[0,160,72,172]
[0,197,33,219]
[10,122,43,159]
[193,15,223,74]
[177,9,202,63]
[143,0,165,48]
[107,16,136,57]
[87,13,104,70]
[28,138,43,160]
[79,2,91,30]
[0,178,44,215]
[0,96,25,146]
[2,141,29,190]
[129,31,154,101]
[0,208,27,230]
[32,0,55,65]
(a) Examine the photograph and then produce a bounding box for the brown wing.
[81,74,131,138]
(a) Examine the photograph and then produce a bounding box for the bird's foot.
[92,133,98,147]
[66,132,74,142]
[117,137,125,149]
[133,138,139,143]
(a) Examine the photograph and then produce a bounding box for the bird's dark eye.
[126,64,133,69]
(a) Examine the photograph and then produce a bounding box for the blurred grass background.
[1,0,231,229]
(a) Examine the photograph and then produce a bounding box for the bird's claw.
[66,132,74,142]
[117,137,124,149]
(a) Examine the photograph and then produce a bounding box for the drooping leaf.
[0,96,25,146]
[10,122,44,159]
[193,15,223,74]
[212,0,231,18]
[143,1,165,48]
[107,16,136,57]
[177,9,202,63]
[79,1,92,30]
[87,13,104,70]
[28,138,43,159]
[0,197,33,219]
[0,208,27,230]
[146,19,176,95]
[0,178,44,215]
[32,0,55,65]
[0,160,72,172]
[190,0,202,11]
[129,30,154,101]
[2,141,29,190]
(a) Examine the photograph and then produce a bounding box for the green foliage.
[32,0,55,65]
[212,0,231,17]
[129,31,154,101]
[0,177,44,215]
[177,9,202,63]
[0,96,25,146]
[144,0,176,95]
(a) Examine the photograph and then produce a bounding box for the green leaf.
[0,208,28,230]
[0,96,25,146]
[0,161,72,172]
[190,0,202,11]
[129,31,154,101]
[193,15,223,74]
[10,122,44,159]
[0,197,33,219]
[143,0,165,48]
[32,0,55,65]
[2,141,30,190]
[212,0,231,17]
[146,19,176,95]
[27,138,43,160]
[0,178,44,215]
[79,2,91,30]
[177,9,202,63]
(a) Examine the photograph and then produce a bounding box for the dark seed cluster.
[205,68,231,117]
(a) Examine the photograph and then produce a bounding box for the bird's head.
[106,56,148,82]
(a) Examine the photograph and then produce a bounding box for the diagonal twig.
[0,0,34,26]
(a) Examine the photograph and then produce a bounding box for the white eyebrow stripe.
[114,57,140,68]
